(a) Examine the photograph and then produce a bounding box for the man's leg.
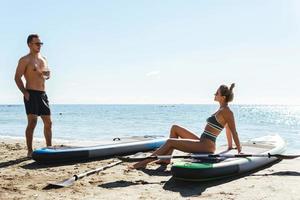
[26,114,38,157]
[41,115,52,147]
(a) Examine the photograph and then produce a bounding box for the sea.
[0,104,299,153]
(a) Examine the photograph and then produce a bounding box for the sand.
[0,137,299,200]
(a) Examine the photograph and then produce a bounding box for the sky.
[0,0,300,105]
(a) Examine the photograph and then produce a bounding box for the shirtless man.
[14,34,52,157]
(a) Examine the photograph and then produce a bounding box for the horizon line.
[1,103,300,106]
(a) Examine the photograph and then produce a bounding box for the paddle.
[119,153,300,162]
[49,160,122,187]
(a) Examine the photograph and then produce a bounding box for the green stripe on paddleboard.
[172,161,213,169]
[173,173,234,182]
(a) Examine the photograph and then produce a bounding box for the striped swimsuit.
[201,115,224,143]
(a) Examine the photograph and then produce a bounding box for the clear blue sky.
[1,0,299,104]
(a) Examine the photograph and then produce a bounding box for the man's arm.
[42,56,50,79]
[14,58,29,98]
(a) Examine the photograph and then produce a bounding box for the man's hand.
[24,91,30,101]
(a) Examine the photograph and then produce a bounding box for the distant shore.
[0,137,299,200]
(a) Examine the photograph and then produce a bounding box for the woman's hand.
[227,146,242,154]
[237,146,242,154]
[227,146,233,151]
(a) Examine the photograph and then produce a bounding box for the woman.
[132,83,242,169]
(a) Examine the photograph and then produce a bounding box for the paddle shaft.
[120,153,300,162]
[49,160,123,187]
[163,153,299,159]
[75,160,123,180]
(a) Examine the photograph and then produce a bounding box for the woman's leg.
[170,125,200,140]
[133,138,210,169]
[156,138,209,155]
[155,125,200,164]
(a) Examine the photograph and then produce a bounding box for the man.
[15,34,52,157]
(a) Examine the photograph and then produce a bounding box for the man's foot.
[27,151,33,158]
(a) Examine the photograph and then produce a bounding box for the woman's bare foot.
[129,159,155,169]
[155,159,171,165]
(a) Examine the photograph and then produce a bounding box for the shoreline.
[0,138,299,200]
[1,104,300,106]
[1,134,299,154]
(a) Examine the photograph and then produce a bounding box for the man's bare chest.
[26,58,47,73]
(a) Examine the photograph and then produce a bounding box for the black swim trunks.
[24,89,51,116]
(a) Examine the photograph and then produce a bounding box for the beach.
[0,138,299,200]
[2,0,300,199]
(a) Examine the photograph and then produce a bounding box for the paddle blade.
[273,154,300,159]
[49,176,76,187]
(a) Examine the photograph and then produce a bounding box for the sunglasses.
[32,42,44,46]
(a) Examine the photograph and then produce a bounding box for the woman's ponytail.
[219,83,235,103]
[229,83,235,91]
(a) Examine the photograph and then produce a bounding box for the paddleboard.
[171,134,286,181]
[32,136,167,163]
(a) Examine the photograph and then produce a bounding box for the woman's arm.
[223,109,242,153]
[225,125,233,150]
